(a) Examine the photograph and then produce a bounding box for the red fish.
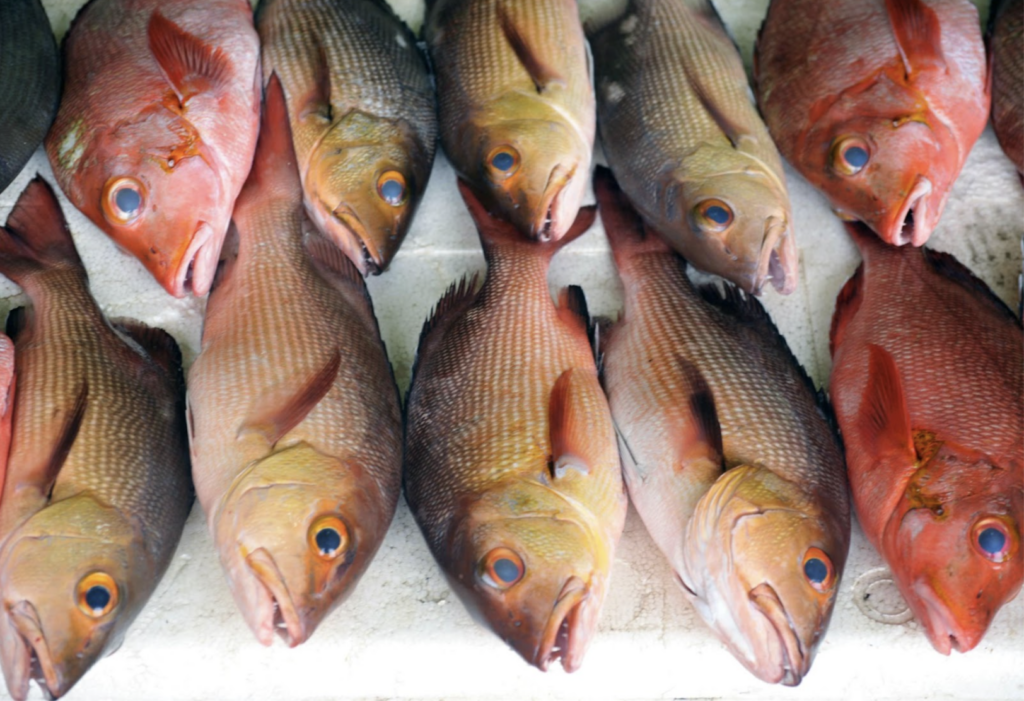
[45,0,261,298]
[990,0,1023,177]
[756,0,990,246]
[0,336,12,502]
[829,224,1023,654]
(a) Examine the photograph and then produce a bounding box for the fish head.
[458,114,590,242]
[800,78,958,246]
[671,166,797,295]
[681,465,847,686]
[212,443,383,647]
[885,442,1023,654]
[62,108,229,298]
[445,484,609,672]
[304,116,429,274]
[0,496,145,701]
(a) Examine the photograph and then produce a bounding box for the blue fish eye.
[493,558,521,583]
[115,186,141,215]
[843,146,869,169]
[978,527,1006,555]
[804,558,828,584]
[380,178,405,206]
[85,585,111,613]
[706,205,730,225]
[491,151,516,172]
[315,527,342,556]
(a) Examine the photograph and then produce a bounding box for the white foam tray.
[1,1,1021,699]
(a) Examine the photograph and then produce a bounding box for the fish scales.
[991,0,1023,174]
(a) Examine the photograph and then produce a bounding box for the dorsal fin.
[496,1,566,91]
[148,10,232,103]
[408,275,480,401]
[829,264,864,357]
[922,247,1019,326]
[859,344,916,460]
[0,177,83,286]
[5,308,30,344]
[111,319,184,381]
[883,0,947,78]
[556,285,593,349]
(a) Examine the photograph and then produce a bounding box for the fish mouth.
[530,164,575,242]
[888,177,932,247]
[331,204,381,275]
[753,216,797,295]
[172,221,218,297]
[749,582,808,686]
[912,581,978,654]
[8,601,62,699]
[534,576,588,672]
[245,548,307,648]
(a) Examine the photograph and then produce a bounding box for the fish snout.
[7,600,64,699]
[168,221,219,298]
[882,176,933,247]
[534,576,591,673]
[749,582,809,686]
[329,204,382,275]
[753,216,797,295]
[526,163,578,242]
[245,548,308,648]
[912,581,985,655]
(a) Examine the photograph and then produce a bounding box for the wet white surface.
[1,0,1022,699]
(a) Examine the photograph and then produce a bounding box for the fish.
[424,0,595,241]
[186,75,403,647]
[257,0,438,274]
[0,0,60,194]
[755,0,990,246]
[829,224,1023,654]
[45,0,261,298]
[595,169,850,685]
[0,178,192,700]
[404,183,626,672]
[588,0,798,295]
[990,0,1023,177]
[0,336,13,502]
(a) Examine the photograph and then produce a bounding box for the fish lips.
[748,582,810,686]
[245,547,308,648]
[753,216,797,295]
[874,176,935,247]
[910,580,984,655]
[534,576,592,672]
[168,221,220,298]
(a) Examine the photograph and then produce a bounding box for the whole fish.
[595,170,849,685]
[0,178,192,700]
[990,0,1023,177]
[588,0,798,295]
[257,0,437,274]
[755,0,989,246]
[0,336,13,501]
[424,0,595,241]
[404,185,626,672]
[0,0,60,194]
[187,75,402,647]
[829,225,1023,654]
[45,0,261,298]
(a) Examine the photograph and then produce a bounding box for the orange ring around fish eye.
[830,136,870,176]
[481,547,524,590]
[972,517,1014,563]
[693,199,734,232]
[308,515,349,561]
[377,171,408,207]
[102,176,145,225]
[487,146,520,178]
[76,572,119,618]
[802,548,835,594]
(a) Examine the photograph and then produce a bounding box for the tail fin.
[456,178,596,262]
[593,167,671,266]
[239,73,302,203]
[0,177,83,285]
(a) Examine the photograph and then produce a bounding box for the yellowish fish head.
[458,115,591,242]
[445,485,609,672]
[212,443,385,647]
[0,496,145,701]
[304,115,429,275]
[680,466,846,686]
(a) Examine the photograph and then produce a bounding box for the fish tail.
[0,176,83,286]
[593,167,671,266]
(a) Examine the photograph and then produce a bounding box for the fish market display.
[589,0,798,295]
[596,170,849,685]
[187,76,402,647]
[990,0,1023,177]
[257,0,437,274]
[404,185,626,672]
[0,178,192,700]
[424,0,595,241]
[45,0,261,298]
[829,224,1023,654]
[0,336,13,502]
[0,0,60,194]
[755,0,989,246]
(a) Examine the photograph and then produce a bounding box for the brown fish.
[829,224,1023,654]
[991,0,1024,177]
[0,336,13,504]
[404,184,626,672]
[589,0,798,295]
[756,0,990,246]
[257,0,437,273]
[187,75,402,647]
[596,169,850,685]
[424,0,595,241]
[0,178,192,700]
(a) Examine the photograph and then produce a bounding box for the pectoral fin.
[497,1,566,91]
[42,382,89,499]
[148,11,232,103]
[548,368,605,478]
[884,0,947,77]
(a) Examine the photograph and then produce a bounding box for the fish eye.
[480,547,524,590]
[377,171,407,207]
[76,572,119,618]
[972,518,1013,563]
[802,548,836,593]
[308,515,349,560]
[830,136,870,176]
[487,147,520,177]
[693,199,734,232]
[102,177,145,225]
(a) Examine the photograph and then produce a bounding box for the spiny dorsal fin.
[238,350,341,446]
[111,319,184,382]
[496,1,566,91]
[5,308,30,345]
[859,344,916,461]
[884,0,947,78]
[408,274,480,401]
[0,177,83,285]
[148,10,232,103]
[557,285,593,349]
[922,247,1019,326]
[829,264,864,357]
[43,381,89,499]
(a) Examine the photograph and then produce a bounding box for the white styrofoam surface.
[1,0,1022,699]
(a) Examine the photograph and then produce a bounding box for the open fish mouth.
[890,177,932,247]
[8,601,62,699]
[331,204,382,275]
[754,216,796,295]
[534,576,588,672]
[174,221,218,298]
[912,581,977,655]
[530,164,575,242]
[246,548,306,648]
[749,582,807,686]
